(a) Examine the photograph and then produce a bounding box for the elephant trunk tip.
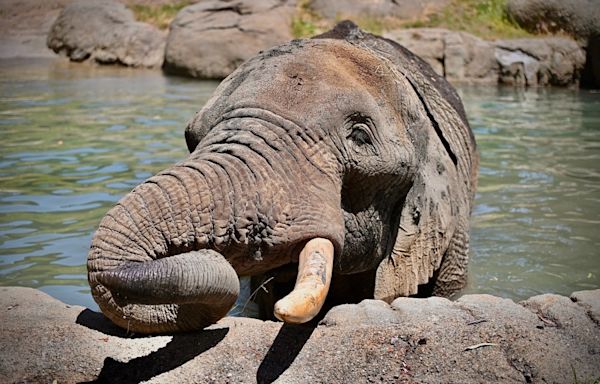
[92,250,240,333]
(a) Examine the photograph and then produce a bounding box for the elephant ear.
[336,28,479,301]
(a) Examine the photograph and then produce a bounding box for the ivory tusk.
[273,238,334,323]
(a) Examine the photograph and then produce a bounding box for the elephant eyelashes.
[346,113,376,151]
[349,123,373,146]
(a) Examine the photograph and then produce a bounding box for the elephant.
[88,21,479,334]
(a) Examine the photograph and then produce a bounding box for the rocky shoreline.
[1,286,598,383]
[2,0,597,88]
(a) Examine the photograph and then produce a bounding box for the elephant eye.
[348,123,373,146]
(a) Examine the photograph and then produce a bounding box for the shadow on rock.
[76,309,147,338]
[256,322,317,384]
[79,327,229,384]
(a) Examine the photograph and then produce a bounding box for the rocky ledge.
[41,0,598,88]
[1,287,599,383]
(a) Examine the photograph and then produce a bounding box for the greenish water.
[460,85,600,299]
[0,59,598,310]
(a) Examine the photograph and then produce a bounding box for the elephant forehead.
[238,40,400,115]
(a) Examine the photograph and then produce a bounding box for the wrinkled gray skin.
[88,22,479,333]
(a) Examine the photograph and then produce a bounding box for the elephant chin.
[273,238,334,323]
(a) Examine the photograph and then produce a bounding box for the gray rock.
[506,0,600,88]
[495,37,586,86]
[572,289,600,325]
[321,299,400,326]
[163,0,296,79]
[2,286,599,383]
[385,28,586,87]
[310,0,451,21]
[506,0,600,40]
[384,28,498,84]
[47,0,166,68]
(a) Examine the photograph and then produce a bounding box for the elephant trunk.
[88,162,243,333]
[88,114,344,333]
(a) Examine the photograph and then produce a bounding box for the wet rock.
[1,286,599,383]
[495,37,586,86]
[47,0,166,68]
[309,0,451,21]
[384,28,498,84]
[163,0,295,79]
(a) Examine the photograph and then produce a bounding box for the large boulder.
[310,0,451,21]
[506,0,600,40]
[2,286,599,383]
[495,37,586,86]
[384,28,498,84]
[163,0,296,79]
[47,0,166,68]
[384,28,586,87]
[506,0,600,88]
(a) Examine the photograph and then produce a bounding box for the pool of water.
[0,58,598,310]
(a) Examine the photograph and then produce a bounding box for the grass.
[130,1,194,30]
[404,0,532,39]
[291,0,321,38]
[291,0,534,40]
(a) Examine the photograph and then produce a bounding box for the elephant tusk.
[273,238,334,323]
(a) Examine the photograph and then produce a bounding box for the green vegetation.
[291,0,534,40]
[403,0,532,39]
[291,0,321,38]
[130,1,193,30]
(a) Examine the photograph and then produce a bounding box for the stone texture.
[506,0,600,40]
[384,28,586,87]
[384,28,498,84]
[495,37,586,86]
[506,0,600,88]
[1,286,599,383]
[163,0,296,79]
[309,0,451,21]
[47,0,166,68]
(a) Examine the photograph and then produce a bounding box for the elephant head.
[88,22,478,333]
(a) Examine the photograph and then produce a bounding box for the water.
[0,59,598,310]
[460,86,600,300]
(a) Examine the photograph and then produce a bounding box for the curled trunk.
[88,116,343,333]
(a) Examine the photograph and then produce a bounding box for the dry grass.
[129,1,194,30]
[291,0,534,40]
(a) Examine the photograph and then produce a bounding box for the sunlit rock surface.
[47,0,166,68]
[1,286,598,383]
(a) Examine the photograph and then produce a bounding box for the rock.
[495,37,586,86]
[163,0,296,79]
[572,289,600,325]
[2,286,599,383]
[506,0,600,40]
[0,0,72,59]
[309,0,451,21]
[47,0,166,68]
[383,28,498,84]
[384,28,586,87]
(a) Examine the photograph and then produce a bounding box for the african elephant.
[88,21,479,333]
